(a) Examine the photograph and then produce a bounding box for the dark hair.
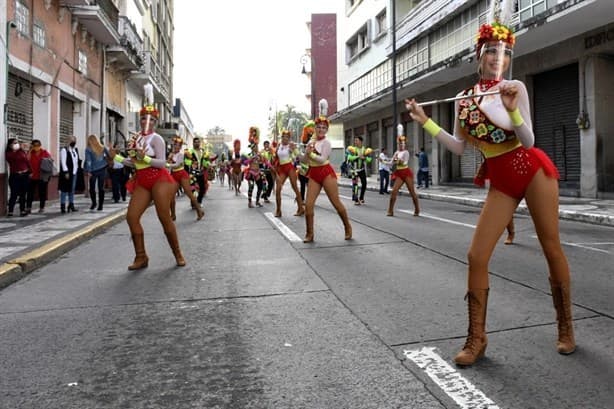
[31,139,41,146]
[6,138,18,153]
[263,140,270,145]
[355,136,363,142]
[193,137,200,142]
[380,147,385,151]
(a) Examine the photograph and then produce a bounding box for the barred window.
[78,50,87,74]
[33,23,45,47]
[15,0,29,36]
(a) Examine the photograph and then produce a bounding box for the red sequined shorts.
[307,164,337,184]
[476,146,559,200]
[393,168,413,180]
[129,167,175,193]
[171,169,189,183]
[277,162,296,177]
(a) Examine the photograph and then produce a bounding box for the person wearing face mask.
[59,136,81,213]
[26,139,52,213]
[405,15,575,366]
[5,138,31,217]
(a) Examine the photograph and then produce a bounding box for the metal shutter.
[59,98,74,147]
[533,63,580,186]
[460,144,483,181]
[7,74,33,143]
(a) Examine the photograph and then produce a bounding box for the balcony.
[129,50,171,103]
[64,0,120,45]
[106,16,143,71]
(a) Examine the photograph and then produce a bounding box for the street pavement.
[1,177,613,289]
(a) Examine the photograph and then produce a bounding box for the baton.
[416,90,500,107]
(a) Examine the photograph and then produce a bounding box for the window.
[518,0,557,22]
[15,1,29,36]
[33,23,45,47]
[374,9,387,40]
[78,50,87,74]
[346,22,370,63]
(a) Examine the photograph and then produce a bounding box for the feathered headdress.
[301,120,315,144]
[315,99,330,127]
[172,136,183,145]
[396,124,406,145]
[476,0,515,59]
[139,83,159,119]
[248,126,260,147]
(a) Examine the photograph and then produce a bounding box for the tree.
[207,126,226,137]
[268,104,309,142]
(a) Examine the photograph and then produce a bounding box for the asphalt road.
[0,182,612,408]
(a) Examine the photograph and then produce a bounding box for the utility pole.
[391,0,398,151]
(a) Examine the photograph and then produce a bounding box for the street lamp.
[300,54,309,75]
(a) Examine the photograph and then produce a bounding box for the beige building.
[333,0,614,198]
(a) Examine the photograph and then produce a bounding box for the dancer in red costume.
[167,136,204,221]
[273,129,304,217]
[386,125,420,217]
[230,139,243,195]
[301,99,352,243]
[405,7,575,366]
[110,84,185,269]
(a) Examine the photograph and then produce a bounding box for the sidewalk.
[337,174,614,227]
[0,195,128,288]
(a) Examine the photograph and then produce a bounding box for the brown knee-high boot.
[387,192,397,216]
[549,278,576,354]
[338,208,352,240]
[128,234,148,270]
[164,229,186,266]
[411,192,420,216]
[303,212,314,243]
[274,194,282,217]
[294,195,305,216]
[454,289,489,366]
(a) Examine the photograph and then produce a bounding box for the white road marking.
[529,235,612,254]
[404,347,500,409]
[398,210,477,229]
[264,212,302,242]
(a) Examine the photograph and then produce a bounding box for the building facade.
[333,0,614,198]
[1,0,178,214]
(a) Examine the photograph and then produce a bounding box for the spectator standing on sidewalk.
[109,143,129,203]
[84,134,110,211]
[378,147,391,194]
[416,147,429,188]
[59,136,81,213]
[5,138,30,217]
[26,139,52,213]
[405,15,575,366]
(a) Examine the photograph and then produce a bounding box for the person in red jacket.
[26,139,53,213]
[5,138,30,217]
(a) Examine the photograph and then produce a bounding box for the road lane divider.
[264,212,303,242]
[398,210,477,229]
[404,347,500,409]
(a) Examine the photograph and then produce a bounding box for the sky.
[173,1,338,145]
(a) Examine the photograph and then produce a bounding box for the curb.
[0,210,126,290]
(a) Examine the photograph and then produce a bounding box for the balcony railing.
[139,51,170,100]
[65,0,119,45]
[107,16,143,71]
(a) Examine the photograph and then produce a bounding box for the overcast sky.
[173,1,338,143]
